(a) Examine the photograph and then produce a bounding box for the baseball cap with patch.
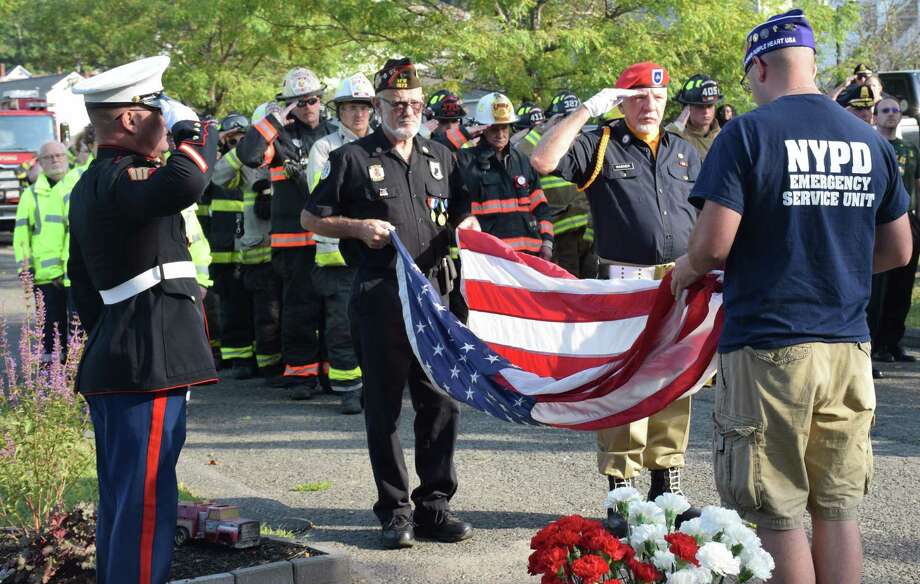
[73,55,169,109]
[374,58,422,92]
[615,62,669,89]
[743,9,815,72]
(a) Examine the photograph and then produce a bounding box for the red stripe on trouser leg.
[139,395,168,584]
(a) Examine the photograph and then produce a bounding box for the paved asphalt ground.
[0,236,917,583]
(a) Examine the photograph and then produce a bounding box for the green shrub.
[0,271,94,533]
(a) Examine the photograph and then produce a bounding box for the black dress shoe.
[381,516,414,549]
[873,349,895,363]
[889,345,917,362]
[872,368,884,379]
[414,511,473,543]
[606,508,628,538]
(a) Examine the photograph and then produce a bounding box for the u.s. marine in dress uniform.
[69,56,218,584]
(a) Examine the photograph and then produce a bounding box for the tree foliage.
[0,0,860,116]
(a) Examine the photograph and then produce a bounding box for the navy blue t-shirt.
[690,94,909,352]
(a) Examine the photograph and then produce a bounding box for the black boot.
[605,476,634,537]
[648,467,701,526]
[413,510,473,543]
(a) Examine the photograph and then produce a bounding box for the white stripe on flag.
[467,310,647,357]
[461,249,659,295]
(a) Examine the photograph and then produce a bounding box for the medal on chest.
[428,195,448,226]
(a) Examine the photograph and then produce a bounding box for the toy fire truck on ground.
[176,501,261,549]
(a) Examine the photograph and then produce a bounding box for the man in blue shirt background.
[671,10,912,584]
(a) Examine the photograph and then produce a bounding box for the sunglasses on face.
[378,97,425,114]
[878,107,901,114]
[296,96,321,107]
[224,136,240,147]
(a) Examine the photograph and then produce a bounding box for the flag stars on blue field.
[393,233,539,426]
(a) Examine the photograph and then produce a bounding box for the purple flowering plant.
[0,270,93,533]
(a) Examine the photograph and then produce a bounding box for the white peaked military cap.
[73,55,170,108]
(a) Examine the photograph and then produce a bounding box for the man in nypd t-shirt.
[670,9,912,584]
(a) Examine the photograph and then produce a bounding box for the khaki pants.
[597,396,692,478]
[715,342,875,530]
[596,260,690,479]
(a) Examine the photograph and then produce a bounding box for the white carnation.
[696,541,741,576]
[652,549,677,571]
[740,546,775,580]
[606,486,642,508]
[722,522,760,551]
[666,567,713,584]
[678,517,706,540]
[699,506,743,535]
[629,522,668,552]
[629,501,666,525]
[655,492,691,516]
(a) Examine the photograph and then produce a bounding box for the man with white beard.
[301,58,479,550]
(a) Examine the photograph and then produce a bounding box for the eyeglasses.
[378,97,425,114]
[878,107,901,114]
[224,136,240,147]
[296,96,321,107]
[39,153,67,161]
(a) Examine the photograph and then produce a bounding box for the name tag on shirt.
[612,162,635,171]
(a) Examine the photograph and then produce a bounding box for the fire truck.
[0,90,63,231]
[175,501,261,549]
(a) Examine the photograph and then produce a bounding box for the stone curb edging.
[168,537,351,584]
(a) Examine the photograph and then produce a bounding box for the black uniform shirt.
[306,128,469,271]
[554,122,700,265]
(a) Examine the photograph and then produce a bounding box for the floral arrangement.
[527,487,774,583]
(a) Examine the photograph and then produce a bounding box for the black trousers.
[874,213,920,350]
[241,262,283,371]
[211,264,255,362]
[350,272,459,524]
[272,247,322,378]
[36,282,69,356]
[313,266,360,391]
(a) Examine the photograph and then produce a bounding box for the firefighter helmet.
[474,92,519,125]
[219,112,250,133]
[276,68,325,101]
[514,101,545,130]
[333,73,375,105]
[676,74,722,106]
[427,90,467,120]
[546,91,581,117]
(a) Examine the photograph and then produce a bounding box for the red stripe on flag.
[559,307,723,430]
[487,340,625,378]
[459,229,575,279]
[139,394,168,584]
[465,280,657,323]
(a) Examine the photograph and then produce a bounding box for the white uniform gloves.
[582,88,641,118]
[158,96,199,131]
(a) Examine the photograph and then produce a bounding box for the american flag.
[394,230,723,430]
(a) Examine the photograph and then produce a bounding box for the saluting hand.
[456,215,481,232]
[361,219,395,249]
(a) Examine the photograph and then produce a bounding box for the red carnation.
[628,558,662,583]
[556,514,597,533]
[665,532,700,566]
[580,527,629,561]
[550,527,582,547]
[532,524,559,549]
[571,554,611,584]
[528,546,568,575]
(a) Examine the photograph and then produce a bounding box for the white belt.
[99,261,197,305]
[599,259,674,281]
